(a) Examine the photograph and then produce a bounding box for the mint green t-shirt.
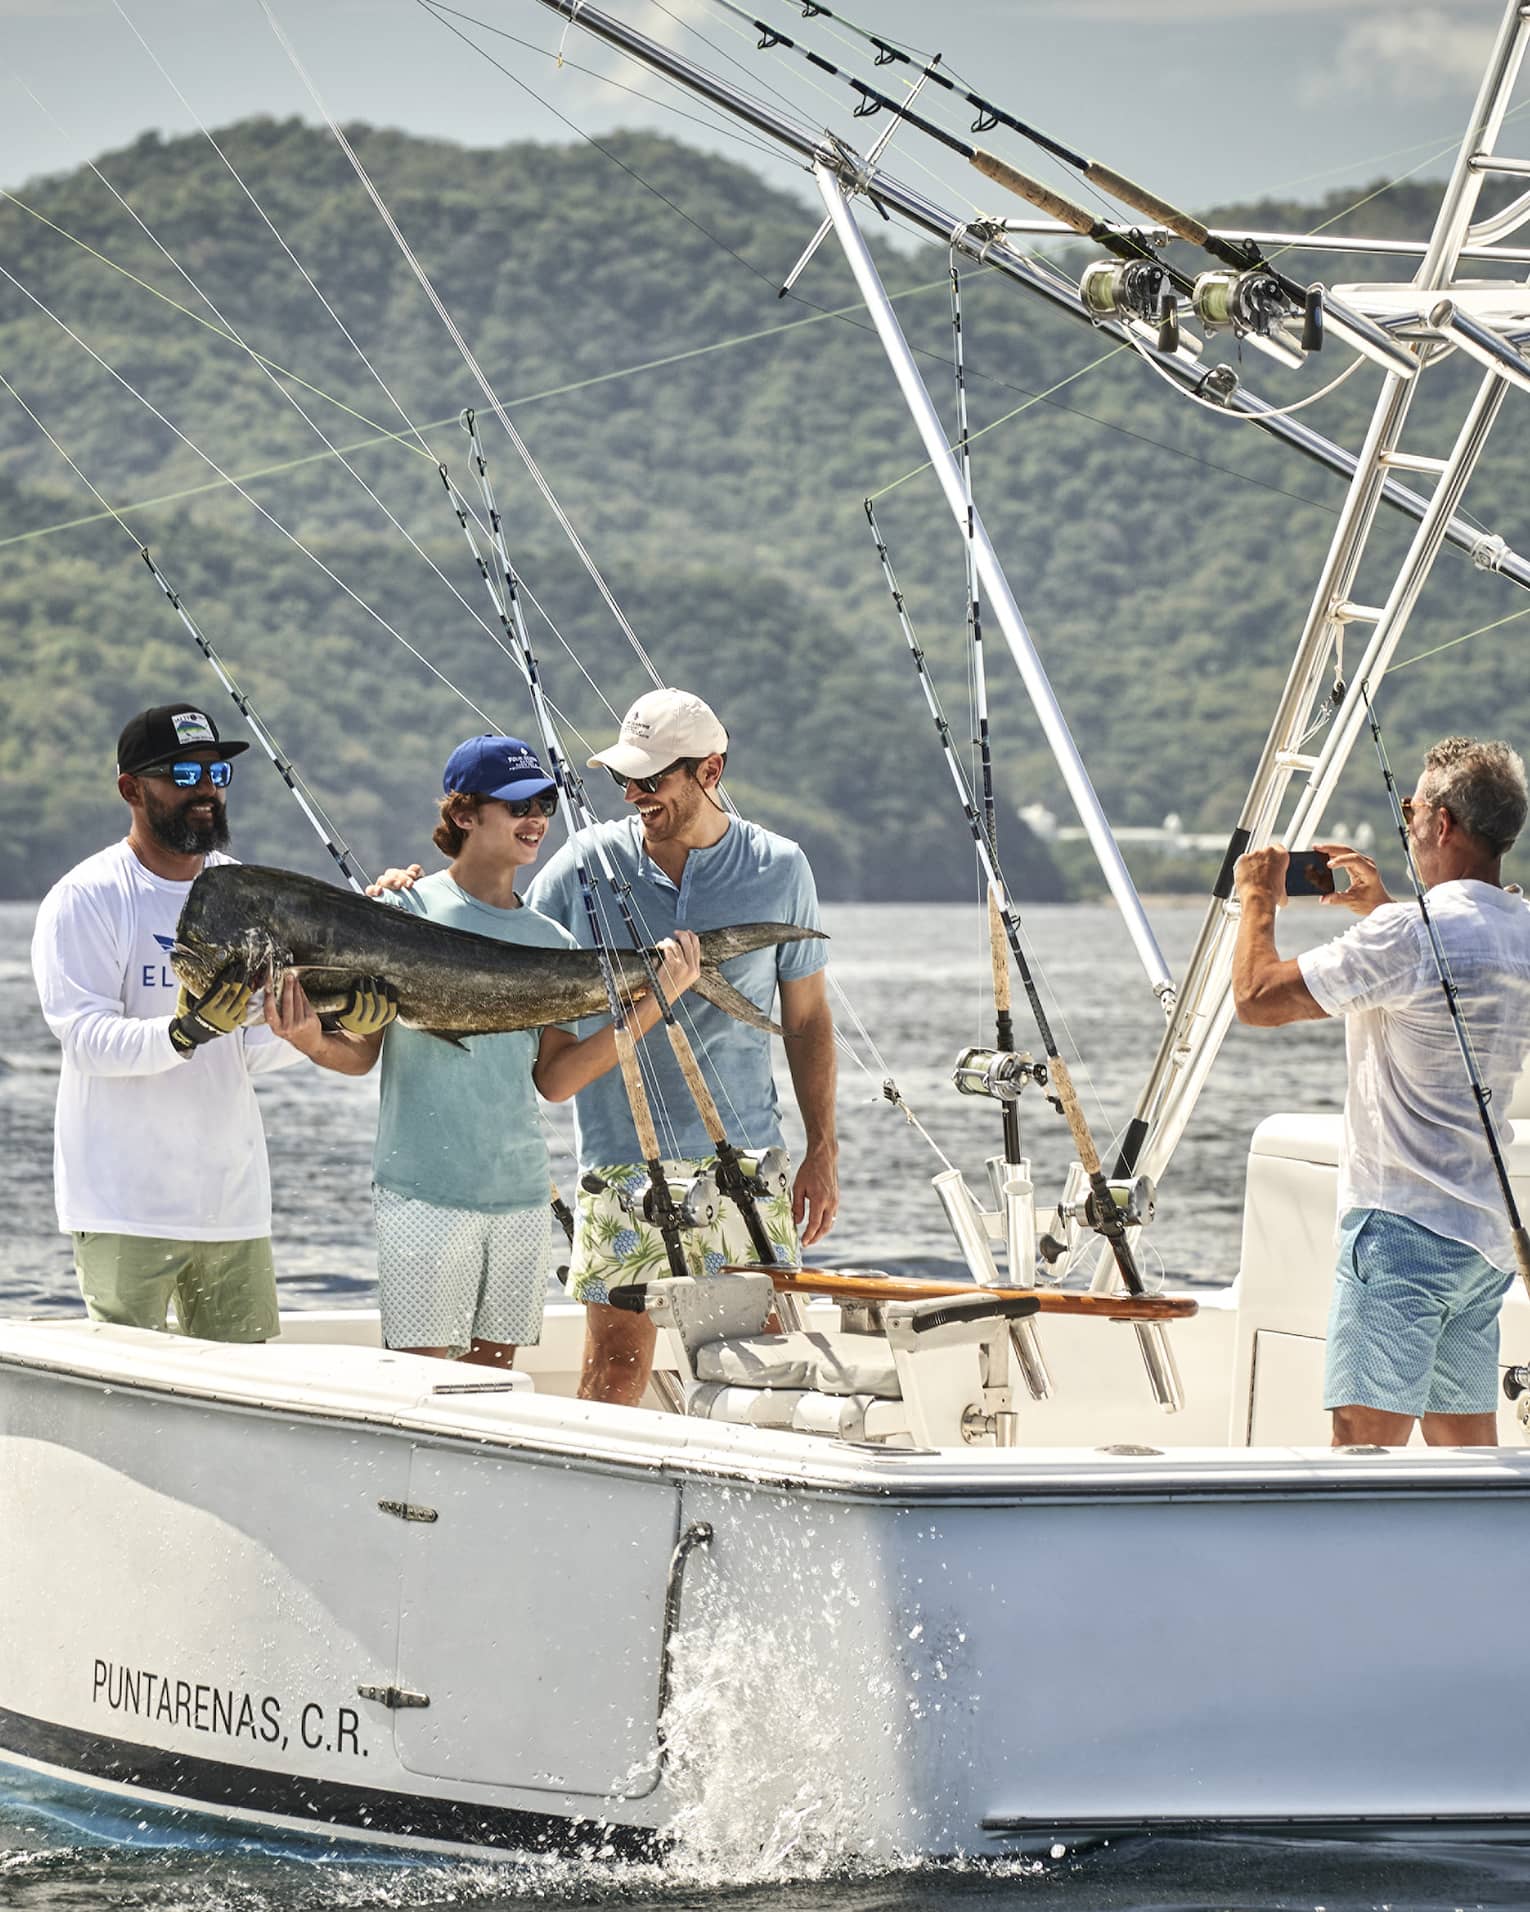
[372,872,579,1213]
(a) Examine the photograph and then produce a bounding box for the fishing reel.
[1038,1165,1157,1268]
[580,1168,720,1233]
[1191,268,1322,357]
[720,1145,791,1196]
[1079,258,1181,352]
[952,1046,1048,1105]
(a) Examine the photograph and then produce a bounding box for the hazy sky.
[0,0,1513,219]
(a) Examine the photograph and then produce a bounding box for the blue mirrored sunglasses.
[142,759,234,788]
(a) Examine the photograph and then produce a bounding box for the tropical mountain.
[1,120,1524,903]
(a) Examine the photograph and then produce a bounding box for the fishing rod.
[458,410,785,1268]
[1362,687,1530,1306]
[138,548,372,895]
[946,263,1051,1400]
[864,498,1180,1411]
[711,0,1415,377]
[450,411,768,1278]
[518,0,1529,592]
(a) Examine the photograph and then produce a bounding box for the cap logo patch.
[505,751,540,774]
[172,710,215,744]
[622,718,656,742]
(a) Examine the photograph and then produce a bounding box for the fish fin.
[418,1028,473,1050]
[691,965,783,1035]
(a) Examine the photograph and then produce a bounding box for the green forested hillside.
[2,122,1527,901]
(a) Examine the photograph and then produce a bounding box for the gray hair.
[1418,736,1528,857]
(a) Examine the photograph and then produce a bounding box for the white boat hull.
[4,1301,1529,1863]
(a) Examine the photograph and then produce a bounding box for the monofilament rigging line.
[0,261,505,736]
[0,366,369,892]
[33,101,545,698]
[259,0,668,692]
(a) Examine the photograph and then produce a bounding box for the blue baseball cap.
[442,735,556,802]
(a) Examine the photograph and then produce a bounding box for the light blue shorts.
[1324,1207,1514,1418]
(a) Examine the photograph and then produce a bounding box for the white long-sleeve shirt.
[31,840,304,1240]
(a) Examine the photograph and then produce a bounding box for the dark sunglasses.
[605,758,689,796]
[500,793,558,818]
[141,759,233,788]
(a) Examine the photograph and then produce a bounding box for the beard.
[145,787,231,856]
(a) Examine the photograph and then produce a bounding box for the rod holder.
[932,1168,1003,1287]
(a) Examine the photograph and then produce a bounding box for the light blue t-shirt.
[372,872,579,1213]
[525,815,827,1166]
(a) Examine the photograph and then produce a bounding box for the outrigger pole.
[521,0,1530,591]
[865,499,1180,1410]
[444,413,785,1274]
[814,159,1175,1008]
[742,0,1407,378]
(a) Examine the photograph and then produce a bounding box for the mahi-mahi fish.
[172,864,826,1038]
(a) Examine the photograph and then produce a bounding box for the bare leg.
[1421,1410,1499,1447]
[464,1339,517,1369]
[1331,1404,1416,1447]
[578,1303,657,1407]
[398,1346,453,1360]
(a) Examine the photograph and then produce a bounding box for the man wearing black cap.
[30,704,388,1342]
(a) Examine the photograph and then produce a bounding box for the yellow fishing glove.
[334,977,400,1036]
[169,968,255,1058]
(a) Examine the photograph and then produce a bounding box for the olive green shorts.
[71,1232,279,1343]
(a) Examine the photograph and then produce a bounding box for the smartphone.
[1285,849,1335,897]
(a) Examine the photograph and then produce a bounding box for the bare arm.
[1232,846,1327,1027]
[779,970,839,1246]
[532,934,701,1103]
[263,975,386,1076]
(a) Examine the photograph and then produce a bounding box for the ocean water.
[8,890,1520,1911]
[0,894,1348,1310]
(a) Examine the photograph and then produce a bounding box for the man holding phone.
[1231,736,1530,1448]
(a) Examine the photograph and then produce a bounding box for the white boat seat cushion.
[686,1380,904,1443]
[694,1329,901,1398]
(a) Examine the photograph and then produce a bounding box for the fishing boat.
[7,0,1530,1868]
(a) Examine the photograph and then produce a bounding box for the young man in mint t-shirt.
[357,735,699,1369]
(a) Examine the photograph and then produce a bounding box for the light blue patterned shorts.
[1324,1207,1514,1418]
[569,1157,800,1306]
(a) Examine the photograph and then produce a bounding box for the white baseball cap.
[587,688,729,780]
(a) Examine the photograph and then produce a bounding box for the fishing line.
[0,179,417,449]
[1392,602,1530,675]
[0,366,371,892]
[0,261,509,736]
[0,280,959,557]
[449,422,701,1251]
[262,0,684,698]
[274,0,954,1171]
[863,499,1166,1367]
[1121,330,1368,421]
[456,414,784,1242]
[417,0,802,279]
[683,0,990,217]
[27,100,550,689]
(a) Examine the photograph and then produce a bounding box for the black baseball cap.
[117,705,251,777]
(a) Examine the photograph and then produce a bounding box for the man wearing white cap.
[526,687,838,1406]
